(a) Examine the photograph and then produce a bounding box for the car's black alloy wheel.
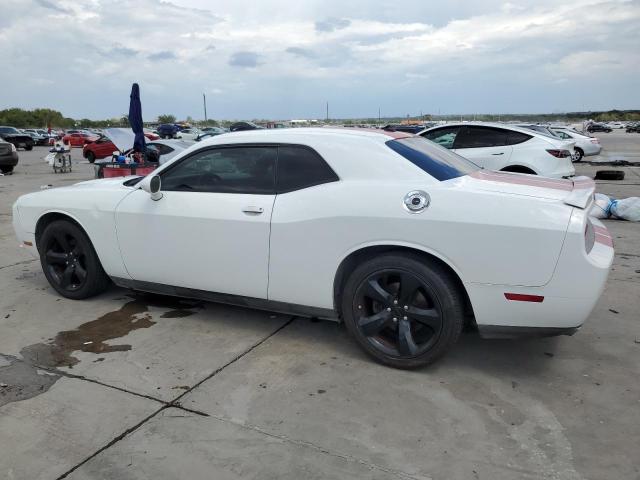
[342,254,464,369]
[39,220,110,299]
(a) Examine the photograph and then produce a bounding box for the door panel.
[454,145,513,170]
[453,126,513,170]
[115,190,275,299]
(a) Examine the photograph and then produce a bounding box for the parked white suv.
[551,128,602,161]
[419,123,575,178]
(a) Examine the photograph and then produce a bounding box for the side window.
[276,145,339,193]
[420,127,461,149]
[506,131,533,145]
[455,127,508,149]
[161,146,276,194]
[556,131,570,139]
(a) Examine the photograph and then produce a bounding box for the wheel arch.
[500,165,537,175]
[35,211,90,251]
[332,243,475,328]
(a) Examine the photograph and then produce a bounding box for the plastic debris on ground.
[590,193,640,221]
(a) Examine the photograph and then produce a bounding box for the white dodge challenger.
[12,129,613,368]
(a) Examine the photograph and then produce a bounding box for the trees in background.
[157,114,176,124]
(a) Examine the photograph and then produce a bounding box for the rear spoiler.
[563,176,595,209]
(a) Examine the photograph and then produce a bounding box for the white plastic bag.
[590,193,613,219]
[611,197,640,222]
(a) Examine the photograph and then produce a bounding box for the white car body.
[552,128,602,158]
[419,122,576,178]
[176,128,202,141]
[12,129,612,363]
[148,139,194,165]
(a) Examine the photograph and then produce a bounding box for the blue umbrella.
[128,83,146,154]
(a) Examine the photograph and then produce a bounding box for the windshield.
[386,137,480,181]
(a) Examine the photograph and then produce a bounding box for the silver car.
[552,128,602,161]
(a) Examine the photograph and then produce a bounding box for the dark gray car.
[0,139,19,174]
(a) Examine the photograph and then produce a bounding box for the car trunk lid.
[466,170,595,209]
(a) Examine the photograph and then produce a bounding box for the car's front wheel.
[341,253,464,369]
[86,151,96,163]
[25,144,33,151]
[39,220,110,299]
[0,165,13,174]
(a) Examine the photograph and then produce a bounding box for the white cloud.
[0,0,638,119]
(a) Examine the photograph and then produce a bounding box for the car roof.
[420,122,564,140]
[198,127,412,147]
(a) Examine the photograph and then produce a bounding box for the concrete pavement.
[1,139,639,480]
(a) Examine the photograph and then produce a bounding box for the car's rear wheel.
[25,144,33,151]
[86,151,96,163]
[341,253,464,369]
[574,148,584,162]
[0,166,13,174]
[39,220,110,299]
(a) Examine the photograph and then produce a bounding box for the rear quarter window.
[506,131,532,145]
[386,137,480,181]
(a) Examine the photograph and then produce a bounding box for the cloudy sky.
[1,0,639,120]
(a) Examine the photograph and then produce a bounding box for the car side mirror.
[140,174,163,201]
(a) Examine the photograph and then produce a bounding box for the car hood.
[464,170,594,208]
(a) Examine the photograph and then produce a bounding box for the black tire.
[0,165,13,174]
[86,151,96,163]
[594,170,625,181]
[39,220,110,299]
[341,253,465,369]
[573,148,584,162]
[25,144,33,151]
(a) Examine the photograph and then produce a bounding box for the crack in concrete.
[206,413,429,480]
[0,259,36,270]
[54,316,297,480]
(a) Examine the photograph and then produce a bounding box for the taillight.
[590,139,599,144]
[585,219,595,253]
[546,149,571,158]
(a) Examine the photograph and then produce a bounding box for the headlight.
[10,143,16,152]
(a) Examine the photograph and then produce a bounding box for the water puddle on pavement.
[19,294,202,369]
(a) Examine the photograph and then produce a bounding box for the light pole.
[203,93,208,123]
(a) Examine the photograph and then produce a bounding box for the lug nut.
[404,305,408,310]
[386,307,391,312]
[393,300,398,305]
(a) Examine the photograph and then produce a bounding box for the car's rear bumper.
[467,216,613,334]
[583,144,602,156]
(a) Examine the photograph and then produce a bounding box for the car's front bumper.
[12,202,38,258]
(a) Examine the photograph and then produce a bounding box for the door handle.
[492,152,504,156]
[242,206,264,214]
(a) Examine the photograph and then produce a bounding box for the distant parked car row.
[0,126,34,150]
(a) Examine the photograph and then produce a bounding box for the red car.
[82,133,160,163]
[63,132,99,148]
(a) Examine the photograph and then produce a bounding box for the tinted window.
[455,127,508,148]
[386,137,479,181]
[506,131,532,145]
[276,145,338,193]
[420,126,461,149]
[161,146,276,194]
[150,143,174,155]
